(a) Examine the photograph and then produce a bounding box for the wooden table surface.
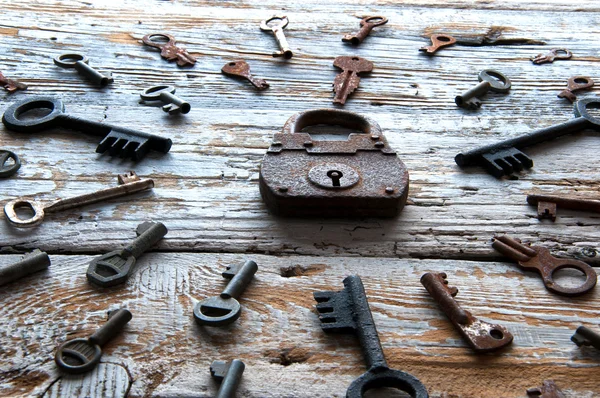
[1,1,599,397]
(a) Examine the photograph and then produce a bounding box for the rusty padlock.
[259,109,409,217]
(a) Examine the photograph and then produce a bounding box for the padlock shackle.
[282,109,382,136]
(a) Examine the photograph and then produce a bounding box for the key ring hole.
[436,35,451,42]
[261,16,289,30]
[549,267,589,290]
[228,62,237,66]
[147,34,171,44]
[364,388,413,397]
[574,77,590,85]
[364,16,387,25]
[489,329,504,340]
[199,305,233,318]
[555,49,569,55]
[16,106,54,122]
[266,17,286,28]
[54,53,88,68]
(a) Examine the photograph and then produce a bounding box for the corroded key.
[142,33,197,67]
[54,53,114,87]
[455,69,511,109]
[221,60,269,90]
[332,56,373,105]
[140,85,191,114]
[4,172,154,228]
[557,76,594,103]
[421,272,513,352]
[55,309,132,374]
[0,249,50,286]
[194,260,258,326]
[260,16,293,59]
[211,359,245,398]
[531,48,572,65]
[527,193,600,221]
[314,275,428,398]
[0,71,27,92]
[87,221,168,287]
[571,325,600,350]
[419,34,457,54]
[342,16,388,45]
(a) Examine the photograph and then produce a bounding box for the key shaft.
[0,249,50,286]
[342,16,388,45]
[221,260,258,300]
[571,325,600,349]
[455,81,490,108]
[124,222,168,259]
[89,309,133,346]
[211,359,245,398]
[527,194,600,221]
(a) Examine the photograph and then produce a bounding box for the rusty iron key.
[571,325,600,350]
[314,275,428,398]
[492,235,597,296]
[140,85,191,114]
[0,249,50,286]
[55,309,132,374]
[54,53,114,87]
[342,16,388,45]
[194,260,258,326]
[557,76,594,103]
[0,150,20,178]
[260,16,293,59]
[142,33,196,67]
[332,56,373,105]
[527,380,566,398]
[531,48,572,65]
[455,69,511,109]
[87,221,167,287]
[455,98,600,178]
[221,60,269,90]
[421,272,513,352]
[527,193,600,221]
[419,34,457,54]
[0,71,27,92]
[4,172,154,228]
[211,359,245,398]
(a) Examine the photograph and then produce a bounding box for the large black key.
[2,96,172,161]
[314,275,428,398]
[455,98,600,177]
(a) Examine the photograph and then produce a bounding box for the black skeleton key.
[54,53,114,87]
[314,275,428,398]
[87,222,168,287]
[210,359,245,398]
[456,98,600,178]
[0,249,50,286]
[571,325,600,350]
[2,96,172,161]
[455,69,511,109]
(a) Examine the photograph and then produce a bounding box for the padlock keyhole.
[327,170,343,187]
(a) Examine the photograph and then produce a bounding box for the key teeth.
[96,135,117,154]
[313,291,335,302]
[210,360,228,380]
[571,333,588,347]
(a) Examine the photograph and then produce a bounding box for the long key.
[421,272,513,352]
[527,193,600,221]
[55,309,132,374]
[87,221,168,287]
[455,69,511,109]
[571,325,600,350]
[194,260,258,326]
[332,56,373,105]
[211,359,245,398]
[455,98,600,177]
[221,60,270,90]
[557,76,594,103]
[4,172,154,228]
[54,53,114,87]
[260,16,293,59]
[492,235,597,296]
[0,249,50,286]
[140,85,191,114]
[342,16,388,45]
[314,275,428,398]
[2,96,173,161]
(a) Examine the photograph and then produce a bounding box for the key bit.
[492,235,597,296]
[527,194,600,221]
[342,16,388,45]
[557,76,594,103]
[260,16,293,59]
[419,34,457,54]
[140,85,191,114]
[421,272,513,352]
[527,380,566,398]
[142,33,196,67]
[455,69,511,109]
[87,221,168,287]
[0,149,21,178]
[0,71,27,92]
[55,308,132,374]
[221,60,269,90]
[0,249,51,286]
[54,53,114,87]
[332,56,373,105]
[531,48,572,65]
[571,325,600,350]
[211,359,245,398]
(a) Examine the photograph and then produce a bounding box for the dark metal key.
[54,53,114,87]
[0,249,50,286]
[221,60,269,90]
[194,260,258,326]
[211,359,245,398]
[140,85,191,114]
[333,56,373,105]
[342,16,388,46]
[314,275,428,398]
[2,96,172,161]
[455,69,511,109]
[571,325,600,350]
[55,308,132,374]
[87,222,167,287]
[456,98,600,178]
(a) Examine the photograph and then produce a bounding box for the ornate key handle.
[492,235,597,296]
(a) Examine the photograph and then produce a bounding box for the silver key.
[455,69,511,109]
[260,16,293,59]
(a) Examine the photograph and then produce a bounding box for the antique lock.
[259,109,409,217]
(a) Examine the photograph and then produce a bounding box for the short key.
[557,76,594,103]
[55,308,132,374]
[210,359,246,398]
[4,172,154,228]
[260,16,293,59]
[54,53,114,87]
[314,275,428,398]
[333,56,373,105]
[194,260,258,326]
[455,69,511,109]
[2,96,173,161]
[0,249,50,286]
[221,60,270,90]
[571,325,600,350]
[87,221,168,287]
[140,85,191,114]
[455,98,600,177]
[342,16,388,46]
